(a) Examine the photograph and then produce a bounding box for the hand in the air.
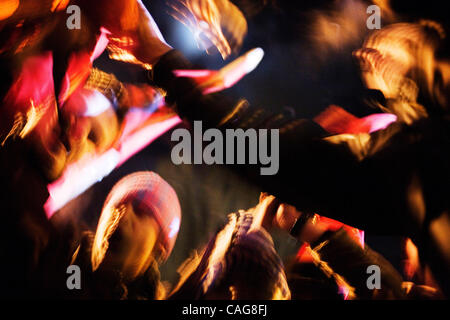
[174,47,264,94]
[168,0,248,59]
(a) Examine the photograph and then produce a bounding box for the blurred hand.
[174,47,264,94]
[129,1,173,65]
[272,203,301,232]
[168,0,247,59]
[89,0,172,66]
[250,193,280,231]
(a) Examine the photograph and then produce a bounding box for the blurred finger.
[274,204,301,231]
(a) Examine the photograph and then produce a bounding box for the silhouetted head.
[91,171,181,285]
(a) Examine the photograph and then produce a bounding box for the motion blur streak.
[168,0,247,59]
[174,48,264,94]
[107,35,153,70]
[354,21,447,122]
[44,116,181,218]
[91,205,127,272]
[51,0,70,12]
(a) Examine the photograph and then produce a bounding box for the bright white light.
[82,91,112,117]
[244,48,265,73]
[168,217,181,239]
[198,20,209,31]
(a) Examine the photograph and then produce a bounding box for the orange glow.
[51,0,70,12]
[107,36,152,70]
[91,205,126,272]
[372,0,396,21]
[90,198,158,279]
[116,211,160,280]
[202,213,237,292]
[19,99,45,138]
[402,238,420,280]
[0,0,19,20]
[315,215,365,249]
[1,53,56,141]
[91,172,179,279]
[119,0,140,32]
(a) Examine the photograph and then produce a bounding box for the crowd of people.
[0,0,448,299]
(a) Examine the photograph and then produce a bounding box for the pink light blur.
[44,115,181,218]
[91,28,111,62]
[173,48,264,95]
[338,285,351,300]
[173,70,215,78]
[359,113,397,133]
[315,105,397,135]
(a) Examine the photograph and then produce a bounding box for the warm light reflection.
[354,21,447,123]
[169,0,247,59]
[309,0,367,59]
[51,0,70,12]
[174,48,264,94]
[0,0,19,20]
[107,36,152,70]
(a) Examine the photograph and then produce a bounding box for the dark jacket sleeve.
[152,50,450,244]
[309,229,406,299]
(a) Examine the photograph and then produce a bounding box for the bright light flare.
[174,48,264,94]
[315,105,397,135]
[242,47,264,74]
[51,0,70,12]
[168,0,247,59]
[0,0,19,20]
[168,217,181,239]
